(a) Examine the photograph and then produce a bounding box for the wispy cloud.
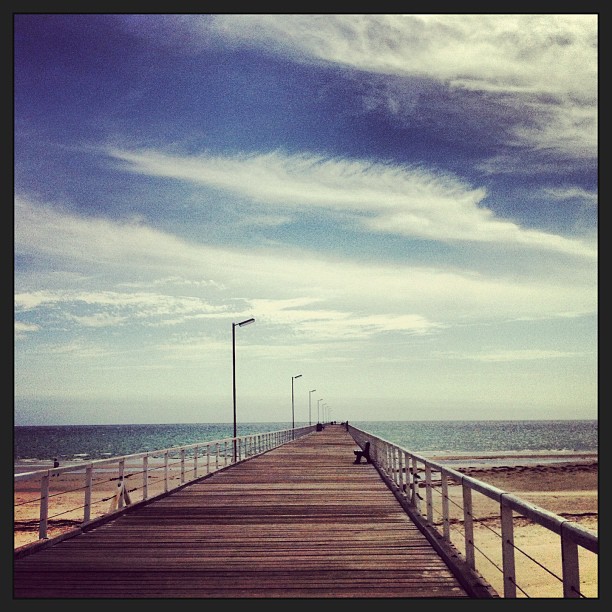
[179,14,597,160]
[105,148,596,258]
[15,197,596,347]
[542,186,598,205]
[14,321,40,338]
[438,349,584,362]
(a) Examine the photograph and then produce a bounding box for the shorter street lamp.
[291,375,302,435]
[309,389,316,426]
[317,398,323,423]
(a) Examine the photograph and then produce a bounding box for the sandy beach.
[14,455,597,598]
[446,459,598,598]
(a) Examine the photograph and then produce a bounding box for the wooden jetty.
[14,425,489,598]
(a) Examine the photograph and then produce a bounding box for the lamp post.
[292,375,302,437]
[317,398,323,423]
[309,389,316,426]
[232,317,255,462]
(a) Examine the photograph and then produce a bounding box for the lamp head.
[237,317,255,327]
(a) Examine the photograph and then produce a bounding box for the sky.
[14,14,598,426]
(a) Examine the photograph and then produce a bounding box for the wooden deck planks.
[13,425,469,598]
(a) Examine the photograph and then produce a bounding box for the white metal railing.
[348,425,598,599]
[14,425,316,550]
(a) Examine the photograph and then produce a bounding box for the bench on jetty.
[353,440,371,463]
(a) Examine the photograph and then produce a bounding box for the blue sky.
[14,14,597,426]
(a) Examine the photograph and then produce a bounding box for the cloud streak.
[15,197,596,345]
[189,14,597,160]
[106,148,596,258]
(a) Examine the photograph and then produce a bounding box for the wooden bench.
[353,441,371,464]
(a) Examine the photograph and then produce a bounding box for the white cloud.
[542,186,598,205]
[15,321,40,338]
[438,349,583,362]
[15,197,597,342]
[105,148,596,258]
[199,14,597,159]
[249,297,441,340]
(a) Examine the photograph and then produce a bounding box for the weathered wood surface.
[13,425,468,598]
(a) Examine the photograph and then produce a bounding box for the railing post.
[216,443,220,470]
[180,449,186,484]
[393,446,402,489]
[425,464,433,524]
[164,451,169,492]
[462,482,475,569]
[118,459,125,508]
[143,455,149,501]
[406,453,413,504]
[224,441,228,466]
[500,497,517,598]
[39,473,49,540]
[84,465,92,523]
[386,444,391,476]
[441,472,450,541]
[206,444,210,474]
[194,446,198,479]
[411,456,419,512]
[561,523,581,598]
[402,451,407,492]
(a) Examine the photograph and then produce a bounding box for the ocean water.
[14,420,597,470]
[14,422,289,465]
[351,420,598,454]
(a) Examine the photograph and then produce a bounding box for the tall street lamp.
[292,375,302,435]
[232,317,255,461]
[309,389,316,426]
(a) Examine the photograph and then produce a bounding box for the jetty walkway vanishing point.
[14,424,597,598]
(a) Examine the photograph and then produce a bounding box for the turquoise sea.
[14,420,597,472]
